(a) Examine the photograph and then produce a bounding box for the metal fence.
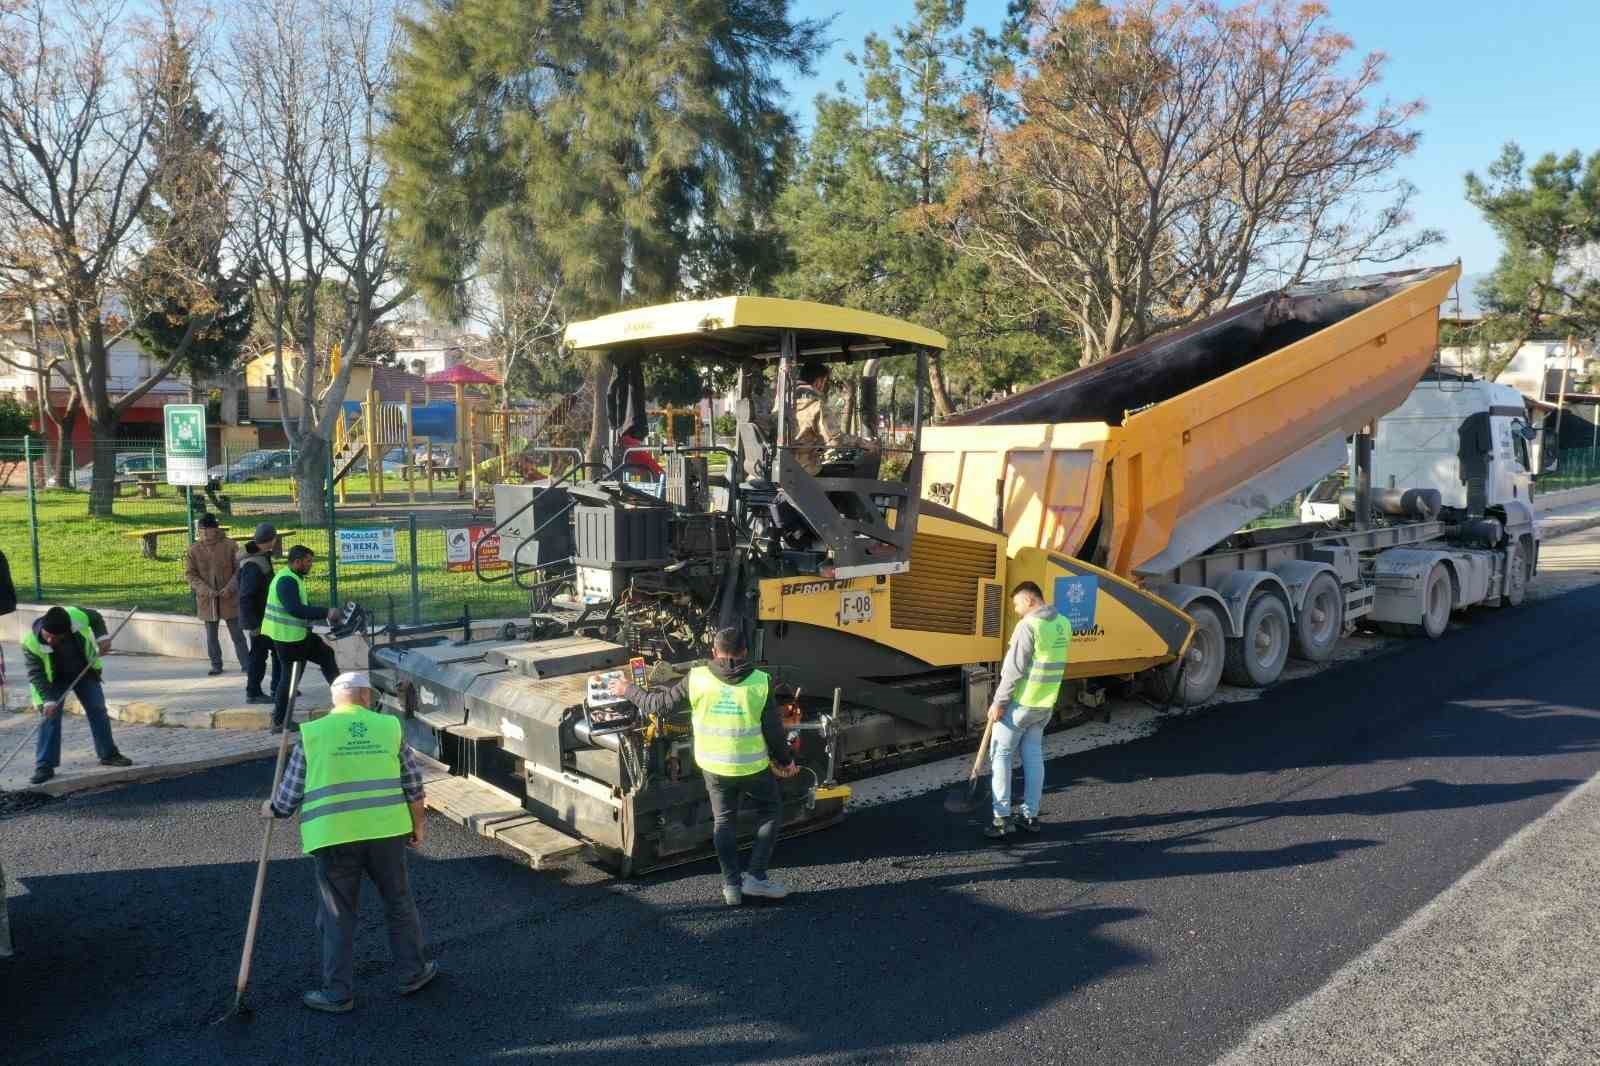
[0,436,534,625]
[1537,448,1600,494]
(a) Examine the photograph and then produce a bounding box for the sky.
[787,0,1600,282]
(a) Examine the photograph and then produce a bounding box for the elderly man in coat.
[185,513,250,676]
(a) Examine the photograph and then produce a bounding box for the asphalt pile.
[0,788,52,818]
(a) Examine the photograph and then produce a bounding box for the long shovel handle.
[231,660,306,1012]
[0,607,140,777]
[969,716,995,781]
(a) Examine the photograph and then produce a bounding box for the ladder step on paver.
[423,773,587,868]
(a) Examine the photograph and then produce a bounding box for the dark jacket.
[0,548,16,615]
[237,552,273,630]
[624,658,794,770]
[24,607,108,703]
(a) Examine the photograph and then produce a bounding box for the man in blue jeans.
[985,581,1071,840]
[22,605,132,786]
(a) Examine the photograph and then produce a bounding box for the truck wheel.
[1223,592,1290,687]
[1499,539,1528,608]
[1394,562,1452,638]
[1290,572,1344,662]
[1146,601,1226,707]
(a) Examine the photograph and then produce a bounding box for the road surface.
[5,529,1600,1064]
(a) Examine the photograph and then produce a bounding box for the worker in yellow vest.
[608,627,800,906]
[261,545,342,733]
[264,670,436,1012]
[985,581,1071,840]
[20,605,131,785]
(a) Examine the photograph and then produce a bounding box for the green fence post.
[409,512,421,624]
[24,436,41,600]
[326,437,338,605]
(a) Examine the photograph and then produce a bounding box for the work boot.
[29,766,52,786]
[741,872,790,900]
[302,990,354,1014]
[1019,816,1041,834]
[983,816,1011,840]
[397,960,439,995]
[246,692,271,704]
[99,753,132,768]
[207,667,224,677]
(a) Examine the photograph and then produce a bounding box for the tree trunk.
[87,426,118,517]
[928,352,954,419]
[52,405,77,488]
[295,433,330,526]
[585,355,609,466]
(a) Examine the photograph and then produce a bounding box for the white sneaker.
[741,872,790,900]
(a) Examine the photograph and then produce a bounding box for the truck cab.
[1303,376,1539,523]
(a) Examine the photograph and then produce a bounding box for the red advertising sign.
[445,525,509,572]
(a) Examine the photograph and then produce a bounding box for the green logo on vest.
[349,721,367,738]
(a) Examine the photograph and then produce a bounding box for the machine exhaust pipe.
[1339,487,1442,520]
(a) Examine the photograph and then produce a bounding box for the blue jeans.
[990,705,1049,820]
[35,676,119,770]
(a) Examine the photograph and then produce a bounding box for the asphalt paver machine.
[368,298,1193,874]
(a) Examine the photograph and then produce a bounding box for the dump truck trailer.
[920,264,1540,705]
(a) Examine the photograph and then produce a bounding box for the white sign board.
[337,526,396,564]
[163,403,208,487]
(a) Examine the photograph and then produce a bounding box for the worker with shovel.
[984,582,1070,840]
[263,671,436,1013]
[21,606,132,786]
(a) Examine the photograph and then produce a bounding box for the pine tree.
[130,18,252,388]
[382,0,825,457]
[776,0,1068,416]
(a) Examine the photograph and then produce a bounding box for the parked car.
[208,449,294,483]
[72,451,164,489]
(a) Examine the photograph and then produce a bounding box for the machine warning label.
[1054,575,1099,634]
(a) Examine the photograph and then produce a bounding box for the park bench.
[122,526,298,559]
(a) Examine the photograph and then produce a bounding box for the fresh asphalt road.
[6,581,1600,1065]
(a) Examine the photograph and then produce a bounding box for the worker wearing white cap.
[263,669,438,1011]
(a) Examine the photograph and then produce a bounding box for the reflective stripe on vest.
[261,570,309,642]
[21,606,102,706]
[1015,612,1071,710]
[687,665,771,777]
[298,706,413,853]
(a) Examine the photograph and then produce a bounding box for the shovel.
[0,607,140,778]
[944,717,995,814]
[216,660,306,1023]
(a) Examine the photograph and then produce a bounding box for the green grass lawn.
[0,485,531,624]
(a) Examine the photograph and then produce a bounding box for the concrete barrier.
[2,604,522,664]
[1533,481,1600,512]
[2,604,371,663]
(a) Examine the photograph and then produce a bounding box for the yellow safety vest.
[21,606,102,706]
[1015,611,1071,711]
[687,665,772,777]
[297,706,413,853]
[262,570,309,642]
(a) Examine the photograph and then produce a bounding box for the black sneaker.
[246,693,271,704]
[983,817,1011,840]
[1019,816,1041,834]
[207,667,224,676]
[269,724,284,735]
[29,766,53,785]
[99,753,133,768]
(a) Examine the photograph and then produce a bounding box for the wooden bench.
[123,526,300,559]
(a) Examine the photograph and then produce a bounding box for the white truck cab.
[1303,376,1538,521]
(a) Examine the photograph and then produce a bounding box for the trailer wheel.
[1146,601,1226,706]
[1223,592,1290,687]
[1499,539,1529,608]
[1290,572,1344,662]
